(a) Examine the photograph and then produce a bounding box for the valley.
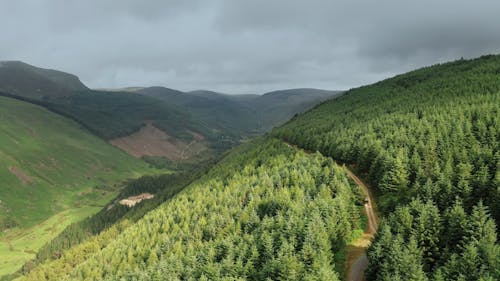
[1,55,499,281]
[0,96,157,276]
[2,2,499,280]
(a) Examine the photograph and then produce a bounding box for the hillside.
[274,55,500,280]
[0,96,155,276]
[0,62,338,164]
[251,88,341,132]
[137,87,258,137]
[0,61,87,99]
[17,139,365,280]
[136,87,340,135]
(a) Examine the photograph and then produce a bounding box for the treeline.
[17,139,364,280]
[274,55,500,280]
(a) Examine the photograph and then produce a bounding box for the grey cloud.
[1,1,499,94]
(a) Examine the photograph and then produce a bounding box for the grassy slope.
[0,96,155,276]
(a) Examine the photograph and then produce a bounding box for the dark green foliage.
[0,216,19,231]
[137,87,341,137]
[42,90,212,141]
[274,55,500,280]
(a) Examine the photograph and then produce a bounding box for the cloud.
[1,0,499,93]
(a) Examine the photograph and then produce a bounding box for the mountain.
[0,96,155,277]
[136,87,341,135]
[15,55,499,281]
[0,61,87,99]
[250,88,341,131]
[0,62,221,162]
[136,87,258,136]
[0,62,338,164]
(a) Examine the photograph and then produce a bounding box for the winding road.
[343,167,378,281]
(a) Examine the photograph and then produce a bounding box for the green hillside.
[0,96,155,276]
[17,139,364,280]
[274,55,500,280]
[137,87,259,137]
[136,87,340,136]
[252,88,341,132]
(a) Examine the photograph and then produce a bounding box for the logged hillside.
[0,96,154,276]
[18,139,365,280]
[274,55,500,280]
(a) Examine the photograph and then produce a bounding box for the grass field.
[0,96,158,276]
[0,205,108,276]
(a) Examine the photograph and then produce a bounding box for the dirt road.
[343,166,378,281]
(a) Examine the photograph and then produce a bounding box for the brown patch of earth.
[8,166,33,185]
[119,193,154,207]
[109,123,208,161]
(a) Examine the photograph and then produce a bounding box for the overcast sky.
[1,1,500,94]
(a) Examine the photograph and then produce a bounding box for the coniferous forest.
[17,140,364,280]
[6,55,500,281]
[275,55,500,280]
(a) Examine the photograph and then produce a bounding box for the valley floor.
[0,205,105,276]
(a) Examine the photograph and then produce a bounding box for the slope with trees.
[274,55,500,280]
[17,139,365,280]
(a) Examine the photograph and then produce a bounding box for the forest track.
[282,140,378,281]
[343,166,378,281]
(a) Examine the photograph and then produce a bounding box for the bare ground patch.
[110,123,208,161]
[8,166,33,185]
[119,193,154,207]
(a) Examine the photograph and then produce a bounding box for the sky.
[1,0,500,94]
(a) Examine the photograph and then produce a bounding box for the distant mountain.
[136,87,258,136]
[136,87,341,135]
[250,88,342,131]
[0,63,219,162]
[0,61,87,99]
[17,54,500,281]
[0,61,340,162]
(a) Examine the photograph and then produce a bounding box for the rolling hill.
[136,86,341,135]
[136,87,258,136]
[14,55,499,281]
[0,96,155,276]
[0,61,339,164]
[0,61,87,99]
